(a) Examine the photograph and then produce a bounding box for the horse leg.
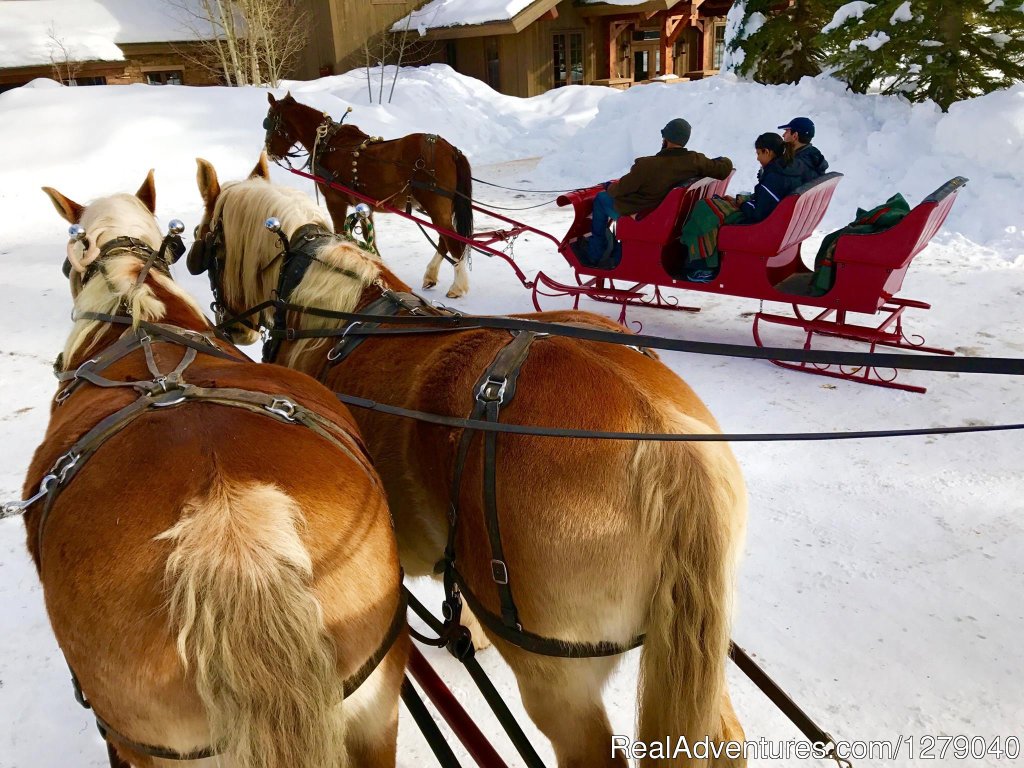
[459,603,492,651]
[715,687,746,767]
[324,191,349,232]
[448,254,470,300]
[342,639,408,768]
[419,195,469,299]
[422,249,445,292]
[501,649,626,768]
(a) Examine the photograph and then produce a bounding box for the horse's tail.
[631,412,746,765]
[453,148,474,256]
[160,479,346,768]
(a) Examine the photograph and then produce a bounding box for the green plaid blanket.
[810,193,911,295]
[679,196,745,270]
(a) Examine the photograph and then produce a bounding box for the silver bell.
[265,217,282,233]
[167,219,185,236]
[355,203,371,218]
[68,224,87,242]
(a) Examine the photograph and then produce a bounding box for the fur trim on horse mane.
[63,195,206,367]
[212,178,382,369]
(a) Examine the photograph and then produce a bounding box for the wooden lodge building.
[299,0,734,98]
[1,0,734,98]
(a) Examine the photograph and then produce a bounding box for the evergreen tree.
[727,0,842,84]
[823,0,1024,111]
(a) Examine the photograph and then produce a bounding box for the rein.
[216,296,1024,378]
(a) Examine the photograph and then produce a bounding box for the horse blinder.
[186,226,218,276]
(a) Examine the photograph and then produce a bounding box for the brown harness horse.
[23,173,408,768]
[195,159,749,768]
[263,92,475,299]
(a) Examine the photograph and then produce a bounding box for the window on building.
[553,32,584,88]
[484,37,500,90]
[445,41,458,69]
[69,76,107,86]
[146,70,184,86]
[712,22,727,70]
[632,29,660,41]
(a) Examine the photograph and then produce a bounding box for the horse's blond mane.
[214,178,382,368]
[63,195,206,367]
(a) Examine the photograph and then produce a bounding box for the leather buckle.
[477,376,507,403]
[491,559,509,585]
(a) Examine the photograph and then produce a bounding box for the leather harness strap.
[263,222,362,363]
[325,293,408,367]
[449,331,538,633]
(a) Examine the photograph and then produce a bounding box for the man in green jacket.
[587,118,733,265]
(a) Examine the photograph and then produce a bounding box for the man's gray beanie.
[661,118,691,147]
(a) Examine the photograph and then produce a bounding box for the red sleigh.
[536,174,968,392]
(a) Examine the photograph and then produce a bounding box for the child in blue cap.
[778,117,829,184]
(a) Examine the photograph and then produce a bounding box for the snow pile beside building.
[535,74,1024,254]
[1,63,1020,258]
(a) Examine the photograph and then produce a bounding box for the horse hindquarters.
[631,422,747,767]
[159,479,347,768]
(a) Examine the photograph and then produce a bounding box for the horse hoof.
[422,279,436,290]
[446,289,465,299]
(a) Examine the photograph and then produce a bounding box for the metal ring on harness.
[265,397,298,421]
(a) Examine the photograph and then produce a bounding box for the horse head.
[41,172,206,368]
[192,154,273,345]
[193,154,389,362]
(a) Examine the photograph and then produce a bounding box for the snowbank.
[1,65,1021,258]
[535,75,1024,256]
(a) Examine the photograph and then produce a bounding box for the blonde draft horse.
[27,171,408,768]
[196,158,749,768]
[263,92,474,299]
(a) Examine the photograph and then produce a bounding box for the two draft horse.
[26,173,407,767]
[194,157,749,767]
[263,92,475,298]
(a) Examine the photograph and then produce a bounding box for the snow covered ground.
[0,65,1022,767]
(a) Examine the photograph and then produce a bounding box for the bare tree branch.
[47,23,82,85]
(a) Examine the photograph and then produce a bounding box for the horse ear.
[136,170,156,213]
[42,186,85,223]
[195,158,221,210]
[249,151,270,180]
[268,92,276,104]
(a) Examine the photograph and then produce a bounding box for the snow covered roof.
[391,0,559,37]
[0,0,217,69]
[576,0,679,10]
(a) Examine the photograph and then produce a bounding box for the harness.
[262,222,362,363]
[321,287,648,658]
[9,241,406,764]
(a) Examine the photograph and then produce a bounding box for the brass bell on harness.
[353,151,360,158]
